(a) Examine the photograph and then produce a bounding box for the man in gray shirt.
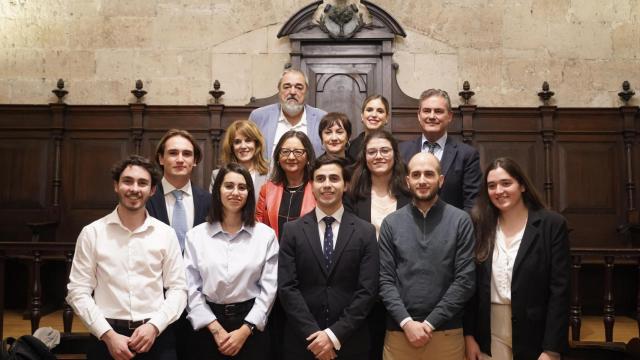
[379,152,475,360]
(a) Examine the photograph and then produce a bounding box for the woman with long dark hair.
[464,157,569,360]
[185,163,278,359]
[345,130,409,360]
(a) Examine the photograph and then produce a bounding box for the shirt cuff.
[399,317,412,328]
[324,329,341,350]
[423,320,435,331]
[187,303,217,331]
[92,317,112,339]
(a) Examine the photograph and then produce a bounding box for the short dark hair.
[270,131,316,185]
[419,89,452,113]
[111,154,161,187]
[311,154,351,183]
[208,163,256,227]
[318,112,352,140]
[155,129,203,167]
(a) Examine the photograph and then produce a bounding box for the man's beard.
[282,101,304,117]
[412,184,439,203]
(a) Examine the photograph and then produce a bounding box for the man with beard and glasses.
[378,153,475,360]
[67,155,187,360]
[249,69,326,160]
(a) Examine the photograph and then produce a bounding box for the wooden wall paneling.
[143,106,210,131]
[208,104,224,171]
[64,106,130,130]
[0,105,50,129]
[556,136,625,247]
[540,105,557,207]
[621,106,639,223]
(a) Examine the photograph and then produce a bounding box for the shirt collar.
[410,199,440,218]
[206,221,253,238]
[315,206,344,224]
[278,106,308,128]
[162,177,193,196]
[106,206,154,233]
[421,132,447,149]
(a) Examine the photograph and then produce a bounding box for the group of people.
[65,69,570,360]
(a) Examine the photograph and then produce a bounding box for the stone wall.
[1,0,638,106]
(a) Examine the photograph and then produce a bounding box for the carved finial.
[284,63,292,70]
[458,81,475,105]
[392,62,399,70]
[537,81,555,105]
[131,79,147,103]
[52,78,68,104]
[618,81,635,105]
[209,80,225,104]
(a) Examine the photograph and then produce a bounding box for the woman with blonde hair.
[210,120,269,201]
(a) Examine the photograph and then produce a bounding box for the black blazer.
[278,210,379,360]
[398,136,482,211]
[346,132,366,163]
[343,192,411,223]
[463,209,570,360]
[146,181,211,227]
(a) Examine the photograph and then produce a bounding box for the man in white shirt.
[249,69,326,159]
[145,129,211,359]
[66,155,187,360]
[278,155,379,360]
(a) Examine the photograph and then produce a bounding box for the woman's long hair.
[220,120,269,175]
[349,130,409,200]
[208,162,256,227]
[471,157,546,262]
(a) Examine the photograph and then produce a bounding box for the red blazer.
[256,181,316,238]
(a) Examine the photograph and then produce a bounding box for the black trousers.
[87,324,176,360]
[190,301,269,360]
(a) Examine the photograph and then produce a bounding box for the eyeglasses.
[279,148,306,158]
[366,147,393,157]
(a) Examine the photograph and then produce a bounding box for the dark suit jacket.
[463,209,570,360]
[278,210,379,360]
[398,135,482,211]
[343,191,411,223]
[346,132,365,164]
[146,181,211,227]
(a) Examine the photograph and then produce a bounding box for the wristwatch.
[243,321,256,335]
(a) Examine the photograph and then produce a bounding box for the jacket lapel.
[301,211,329,277]
[149,182,170,224]
[328,212,356,276]
[512,210,542,277]
[440,137,457,178]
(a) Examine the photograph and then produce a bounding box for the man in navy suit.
[398,89,482,211]
[146,128,211,359]
[249,69,326,160]
[279,155,379,360]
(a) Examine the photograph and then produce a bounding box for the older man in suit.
[279,154,379,360]
[250,69,326,159]
[398,89,482,211]
[145,128,210,359]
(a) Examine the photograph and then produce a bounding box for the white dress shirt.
[162,177,195,229]
[66,207,187,338]
[491,224,526,304]
[420,133,447,161]
[272,108,308,157]
[184,221,279,331]
[314,206,344,350]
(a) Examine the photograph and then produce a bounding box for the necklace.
[281,183,305,222]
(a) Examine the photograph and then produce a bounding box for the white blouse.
[371,192,397,240]
[490,223,526,304]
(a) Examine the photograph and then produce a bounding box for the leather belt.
[208,298,255,317]
[106,318,151,330]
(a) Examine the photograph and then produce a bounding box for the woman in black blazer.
[464,157,570,360]
[344,130,410,360]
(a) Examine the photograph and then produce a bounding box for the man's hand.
[101,330,135,360]
[306,331,335,359]
[402,320,432,348]
[218,324,251,356]
[464,335,482,360]
[128,323,159,354]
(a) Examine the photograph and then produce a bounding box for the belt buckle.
[224,304,236,316]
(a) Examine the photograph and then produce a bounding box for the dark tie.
[424,141,438,154]
[322,216,336,271]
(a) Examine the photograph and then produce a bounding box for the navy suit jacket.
[399,135,482,211]
[278,210,379,360]
[463,209,570,359]
[249,103,326,159]
[146,181,211,227]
